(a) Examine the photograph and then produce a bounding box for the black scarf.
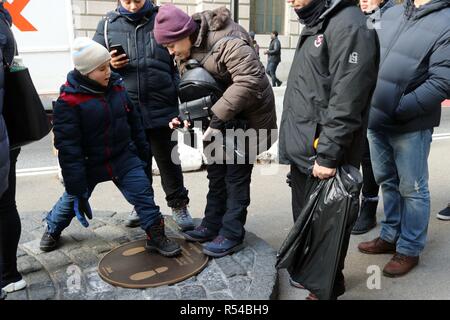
[295,0,328,28]
[73,69,109,93]
[118,0,154,22]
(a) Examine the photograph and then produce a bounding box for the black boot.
[40,229,60,252]
[146,218,182,257]
[351,198,378,235]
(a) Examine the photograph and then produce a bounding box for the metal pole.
[230,0,239,23]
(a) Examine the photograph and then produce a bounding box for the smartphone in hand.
[110,44,128,59]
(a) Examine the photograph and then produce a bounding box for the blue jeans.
[46,165,161,236]
[367,129,432,257]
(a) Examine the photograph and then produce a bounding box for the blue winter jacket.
[368,0,450,133]
[53,70,149,196]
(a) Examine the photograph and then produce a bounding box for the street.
[14,106,450,300]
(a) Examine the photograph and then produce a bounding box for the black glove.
[72,194,92,228]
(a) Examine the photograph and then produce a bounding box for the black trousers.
[361,137,379,198]
[289,164,353,293]
[266,60,281,86]
[201,163,254,241]
[145,127,189,208]
[0,148,21,288]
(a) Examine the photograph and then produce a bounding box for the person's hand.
[264,50,269,55]
[312,162,336,180]
[169,117,190,129]
[110,50,129,69]
[73,196,93,228]
[202,127,222,141]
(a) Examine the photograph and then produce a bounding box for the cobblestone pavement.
[6,214,278,300]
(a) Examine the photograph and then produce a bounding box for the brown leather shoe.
[383,253,419,277]
[358,237,396,254]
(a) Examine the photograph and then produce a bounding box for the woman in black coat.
[0,0,26,295]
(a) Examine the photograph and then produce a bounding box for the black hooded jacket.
[279,0,380,172]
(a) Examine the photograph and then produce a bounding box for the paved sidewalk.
[7,214,277,300]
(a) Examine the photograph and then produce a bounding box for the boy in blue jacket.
[40,38,181,257]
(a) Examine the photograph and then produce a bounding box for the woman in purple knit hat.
[153,4,277,258]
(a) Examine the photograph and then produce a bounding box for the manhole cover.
[98,239,209,289]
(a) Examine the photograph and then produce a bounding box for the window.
[250,0,285,35]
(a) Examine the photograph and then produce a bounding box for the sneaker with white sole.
[2,279,27,293]
[437,206,450,221]
[125,208,141,228]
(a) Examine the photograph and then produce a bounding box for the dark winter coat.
[53,71,149,197]
[267,37,281,64]
[179,7,278,152]
[0,5,15,196]
[279,0,380,172]
[368,0,450,133]
[93,6,180,129]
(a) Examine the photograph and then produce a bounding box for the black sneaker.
[40,230,60,252]
[437,206,450,221]
[351,199,378,235]
[145,219,181,257]
[183,225,217,243]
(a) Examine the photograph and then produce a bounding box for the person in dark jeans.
[0,1,27,295]
[93,0,194,231]
[154,5,277,258]
[264,31,282,87]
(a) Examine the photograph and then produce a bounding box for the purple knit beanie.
[154,4,198,45]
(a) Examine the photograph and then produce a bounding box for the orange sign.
[4,0,37,32]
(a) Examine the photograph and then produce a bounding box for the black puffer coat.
[368,0,450,133]
[93,5,179,129]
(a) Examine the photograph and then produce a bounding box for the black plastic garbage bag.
[276,165,362,300]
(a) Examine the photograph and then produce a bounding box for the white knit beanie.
[71,37,111,75]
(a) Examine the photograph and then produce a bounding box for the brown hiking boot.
[383,253,419,277]
[358,237,396,254]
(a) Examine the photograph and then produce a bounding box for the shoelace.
[392,253,407,264]
[174,207,190,220]
[212,235,226,244]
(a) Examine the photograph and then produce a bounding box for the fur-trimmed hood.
[191,7,233,47]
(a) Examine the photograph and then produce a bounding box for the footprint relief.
[122,247,146,257]
[130,267,168,281]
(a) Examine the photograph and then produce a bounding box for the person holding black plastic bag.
[0,0,27,295]
[278,0,379,299]
[153,4,277,258]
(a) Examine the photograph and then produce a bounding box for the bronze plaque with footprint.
[98,238,209,289]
